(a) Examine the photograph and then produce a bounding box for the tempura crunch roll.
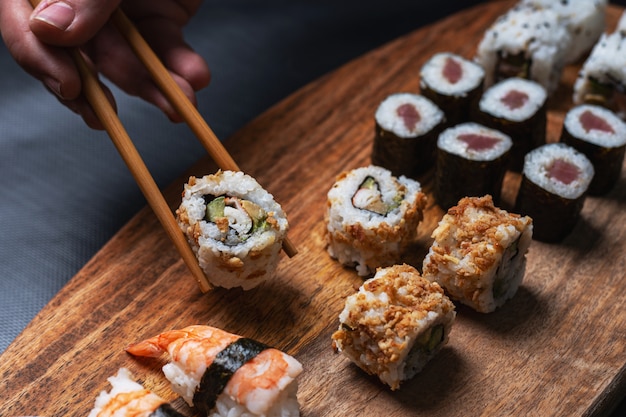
[332,264,456,391]
[422,195,533,313]
[176,171,289,290]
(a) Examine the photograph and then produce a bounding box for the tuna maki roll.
[474,3,570,93]
[515,143,594,242]
[331,264,456,391]
[88,368,185,417]
[435,122,513,210]
[372,93,445,178]
[126,325,303,417]
[422,195,533,313]
[560,104,626,195]
[325,165,427,276]
[420,52,485,126]
[176,171,289,290]
[475,77,547,171]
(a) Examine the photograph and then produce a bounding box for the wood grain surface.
[2,1,625,416]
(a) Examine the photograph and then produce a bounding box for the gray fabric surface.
[1,1,624,414]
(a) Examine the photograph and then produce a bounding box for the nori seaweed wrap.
[474,77,547,172]
[126,325,303,417]
[372,93,445,178]
[420,52,485,127]
[515,143,594,242]
[560,104,626,195]
[435,122,512,210]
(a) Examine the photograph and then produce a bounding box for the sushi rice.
[422,195,533,313]
[332,264,456,391]
[176,171,289,290]
[475,3,570,93]
[88,368,183,417]
[126,325,303,417]
[325,165,427,276]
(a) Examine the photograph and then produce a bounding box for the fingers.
[0,0,81,99]
[1,0,210,128]
[49,79,117,129]
[29,0,122,47]
[136,17,211,91]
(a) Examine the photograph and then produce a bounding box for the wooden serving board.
[3,1,626,416]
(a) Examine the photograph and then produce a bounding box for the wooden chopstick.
[111,9,298,259]
[28,0,212,292]
[66,49,215,293]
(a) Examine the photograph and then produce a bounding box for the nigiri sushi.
[126,325,303,417]
[88,368,184,417]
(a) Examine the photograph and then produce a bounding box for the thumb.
[29,0,121,47]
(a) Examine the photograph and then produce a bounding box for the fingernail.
[32,1,75,31]
[44,78,64,99]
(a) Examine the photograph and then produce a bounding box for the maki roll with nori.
[176,171,289,290]
[372,93,445,178]
[560,104,626,195]
[573,11,626,117]
[422,195,533,313]
[435,122,513,210]
[474,3,570,93]
[325,165,427,276]
[420,52,485,126]
[515,143,594,242]
[88,368,184,417]
[331,264,456,391]
[475,77,547,171]
[126,325,303,417]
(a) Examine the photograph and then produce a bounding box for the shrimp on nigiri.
[125,325,303,417]
[88,368,184,417]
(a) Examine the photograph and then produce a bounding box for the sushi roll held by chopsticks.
[332,264,456,391]
[325,165,427,277]
[176,171,289,290]
[126,325,303,417]
[422,195,533,313]
[88,368,184,417]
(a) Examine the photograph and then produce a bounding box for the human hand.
[0,0,210,129]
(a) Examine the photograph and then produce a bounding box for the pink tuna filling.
[443,57,462,84]
[500,90,528,110]
[457,133,501,151]
[546,159,580,185]
[396,103,421,132]
[579,110,615,134]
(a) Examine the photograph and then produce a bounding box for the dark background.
[0,1,624,414]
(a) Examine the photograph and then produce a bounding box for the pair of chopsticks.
[28,2,297,292]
